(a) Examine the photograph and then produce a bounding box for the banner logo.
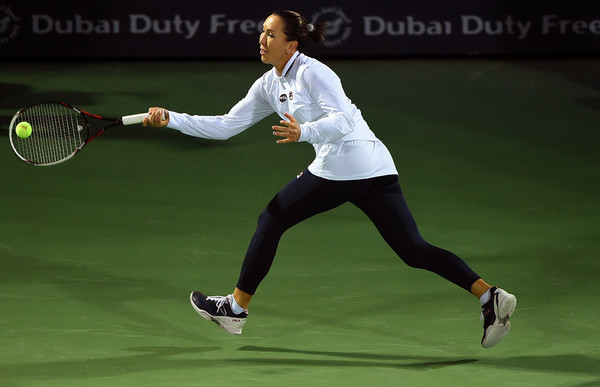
[311,7,351,47]
[0,4,19,46]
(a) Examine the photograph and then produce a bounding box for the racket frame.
[9,101,148,166]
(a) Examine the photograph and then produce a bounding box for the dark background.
[1,1,599,58]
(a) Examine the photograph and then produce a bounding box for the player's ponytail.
[272,10,326,52]
[306,22,326,46]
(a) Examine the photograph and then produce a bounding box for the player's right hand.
[143,107,169,127]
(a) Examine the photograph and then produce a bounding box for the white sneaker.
[190,291,248,335]
[480,287,517,348]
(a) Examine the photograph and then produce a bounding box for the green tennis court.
[1,58,598,386]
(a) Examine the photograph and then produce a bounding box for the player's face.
[259,15,297,75]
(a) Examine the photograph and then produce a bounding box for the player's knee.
[256,208,286,234]
[399,241,437,269]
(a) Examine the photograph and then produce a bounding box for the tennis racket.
[9,101,149,166]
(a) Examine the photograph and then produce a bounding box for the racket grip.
[122,113,149,125]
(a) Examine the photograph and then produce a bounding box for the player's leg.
[471,278,492,298]
[351,176,481,290]
[235,170,361,297]
[191,170,363,334]
[351,175,516,347]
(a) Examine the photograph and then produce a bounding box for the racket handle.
[122,113,149,125]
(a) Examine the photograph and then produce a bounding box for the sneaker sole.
[189,292,244,335]
[482,322,511,348]
[482,290,517,348]
[497,292,517,323]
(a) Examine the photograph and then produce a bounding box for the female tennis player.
[144,10,516,348]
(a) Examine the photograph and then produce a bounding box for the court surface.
[0,57,599,386]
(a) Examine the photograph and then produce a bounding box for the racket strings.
[11,103,88,165]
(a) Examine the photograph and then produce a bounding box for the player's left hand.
[273,113,301,143]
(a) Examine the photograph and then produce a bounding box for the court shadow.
[3,345,598,383]
[238,345,478,370]
[482,354,600,375]
[239,346,600,375]
[0,346,221,382]
[1,344,474,382]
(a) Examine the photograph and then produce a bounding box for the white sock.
[229,294,246,314]
[479,289,492,306]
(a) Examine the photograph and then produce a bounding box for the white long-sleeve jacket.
[167,52,397,180]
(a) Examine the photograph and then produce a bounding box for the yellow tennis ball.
[16,121,33,139]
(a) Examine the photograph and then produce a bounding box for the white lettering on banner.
[364,16,451,36]
[461,15,531,40]
[542,15,600,34]
[25,11,600,46]
[209,14,262,34]
[32,15,119,34]
[129,14,200,39]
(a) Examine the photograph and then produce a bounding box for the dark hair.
[271,10,326,51]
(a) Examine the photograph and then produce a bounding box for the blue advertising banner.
[0,1,598,58]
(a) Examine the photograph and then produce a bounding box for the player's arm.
[144,78,273,140]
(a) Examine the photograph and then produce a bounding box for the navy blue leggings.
[236,170,480,294]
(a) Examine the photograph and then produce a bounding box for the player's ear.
[287,40,298,53]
